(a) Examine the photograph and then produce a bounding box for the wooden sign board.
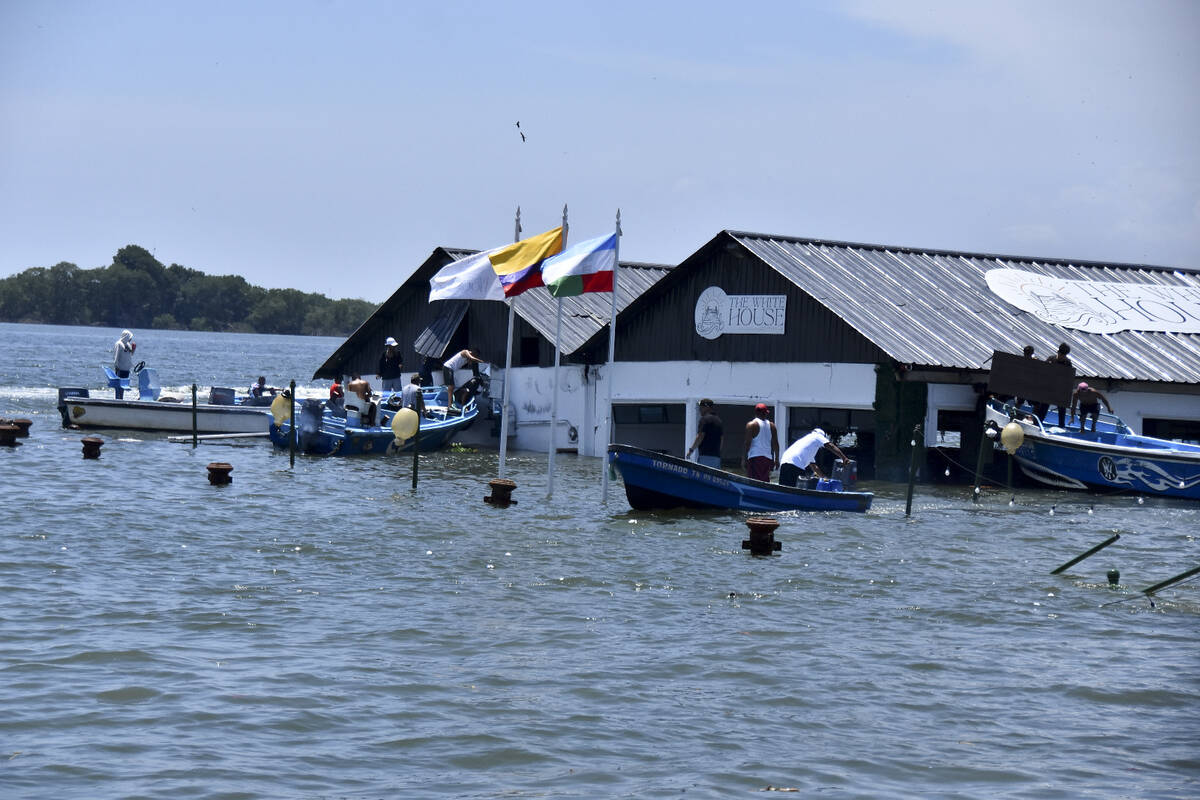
[987,350,1076,406]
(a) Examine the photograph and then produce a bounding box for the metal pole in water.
[411,412,420,490]
[1050,533,1120,574]
[1141,564,1200,596]
[905,424,921,517]
[289,380,296,469]
[192,384,198,448]
[971,424,990,504]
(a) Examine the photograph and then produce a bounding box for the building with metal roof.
[314,230,1199,482]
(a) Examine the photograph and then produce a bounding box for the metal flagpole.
[497,206,521,479]
[547,204,568,497]
[601,209,621,502]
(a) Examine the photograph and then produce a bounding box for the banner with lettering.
[985,268,1200,334]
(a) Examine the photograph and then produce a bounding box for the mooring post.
[81,436,104,459]
[1050,533,1121,574]
[485,478,517,507]
[742,516,781,555]
[289,380,296,469]
[192,384,198,448]
[206,462,233,485]
[0,423,20,447]
[905,424,921,517]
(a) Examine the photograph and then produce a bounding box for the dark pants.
[778,463,804,487]
[115,368,130,399]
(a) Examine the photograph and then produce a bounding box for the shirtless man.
[1069,382,1112,433]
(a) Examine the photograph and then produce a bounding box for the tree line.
[0,244,377,336]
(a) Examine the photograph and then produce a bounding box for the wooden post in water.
[289,380,296,469]
[411,412,420,490]
[192,384,198,448]
[905,425,921,517]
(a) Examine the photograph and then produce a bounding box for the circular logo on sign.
[695,286,727,340]
[1098,456,1117,482]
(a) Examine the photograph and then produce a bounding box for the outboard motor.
[57,387,89,427]
[296,399,324,451]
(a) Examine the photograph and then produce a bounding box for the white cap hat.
[385,337,398,346]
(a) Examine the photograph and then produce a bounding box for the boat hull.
[269,399,479,456]
[986,402,1200,500]
[608,444,872,513]
[58,394,270,434]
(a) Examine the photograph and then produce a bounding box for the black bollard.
[206,462,233,485]
[0,424,20,447]
[485,478,517,507]
[741,516,781,555]
[81,436,104,459]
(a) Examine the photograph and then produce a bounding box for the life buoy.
[133,361,145,373]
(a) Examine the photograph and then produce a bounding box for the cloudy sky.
[2,0,1197,303]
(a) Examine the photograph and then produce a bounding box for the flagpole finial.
[616,208,622,237]
[514,206,522,241]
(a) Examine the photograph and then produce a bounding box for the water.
[1,322,1198,799]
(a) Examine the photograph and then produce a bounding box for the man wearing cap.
[686,399,723,468]
[743,403,779,482]
[1069,382,1112,433]
[378,337,404,393]
[778,426,850,487]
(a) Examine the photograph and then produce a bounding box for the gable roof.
[719,231,1198,385]
[313,247,672,378]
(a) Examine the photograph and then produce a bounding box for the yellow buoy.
[391,407,419,442]
[270,393,291,426]
[1000,421,1025,453]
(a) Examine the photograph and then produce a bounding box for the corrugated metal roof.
[514,261,673,355]
[413,301,468,358]
[730,231,1200,385]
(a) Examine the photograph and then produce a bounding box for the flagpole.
[547,204,568,498]
[498,206,521,479]
[601,209,621,502]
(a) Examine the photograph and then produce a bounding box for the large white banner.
[695,286,786,340]
[985,268,1200,334]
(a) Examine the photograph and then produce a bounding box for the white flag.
[428,250,506,302]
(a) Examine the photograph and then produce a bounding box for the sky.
[2,0,1198,304]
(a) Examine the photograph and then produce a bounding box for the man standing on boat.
[346,374,375,426]
[686,398,723,468]
[743,403,779,482]
[112,330,136,399]
[401,374,426,416]
[1069,382,1113,432]
[442,348,484,411]
[378,337,404,393]
[778,426,850,487]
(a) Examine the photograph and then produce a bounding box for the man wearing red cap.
[1069,382,1112,433]
[743,403,779,482]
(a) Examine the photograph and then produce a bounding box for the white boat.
[57,367,271,434]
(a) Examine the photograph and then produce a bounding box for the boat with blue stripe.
[985,398,1200,500]
[608,443,873,513]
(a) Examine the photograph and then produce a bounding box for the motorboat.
[607,443,873,512]
[984,398,1200,500]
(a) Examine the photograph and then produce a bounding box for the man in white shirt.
[779,427,850,487]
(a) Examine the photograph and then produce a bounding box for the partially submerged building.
[318,231,1200,481]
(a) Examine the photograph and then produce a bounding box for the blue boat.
[985,399,1200,500]
[607,443,873,513]
[269,387,479,456]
